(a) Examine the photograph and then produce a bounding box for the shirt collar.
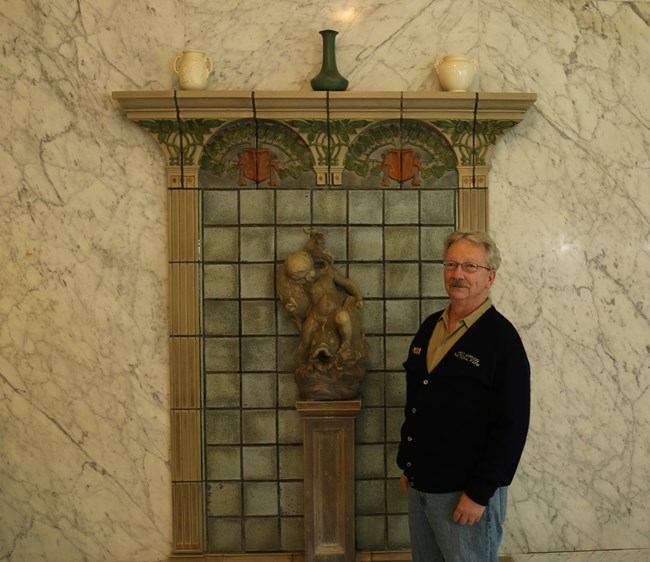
[440,297,492,330]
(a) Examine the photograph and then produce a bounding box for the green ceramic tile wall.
[240,301,275,335]
[241,374,276,408]
[201,184,455,552]
[203,228,239,261]
[207,481,241,515]
[312,190,347,223]
[240,190,275,224]
[244,517,280,550]
[244,482,278,516]
[356,480,385,514]
[203,264,238,298]
[349,190,383,223]
[206,447,240,480]
[356,444,385,479]
[240,227,275,261]
[242,446,277,480]
[384,226,420,260]
[356,515,387,550]
[281,516,304,550]
[207,518,241,551]
[242,410,277,444]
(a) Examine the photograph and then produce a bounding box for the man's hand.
[452,492,486,525]
[399,472,410,493]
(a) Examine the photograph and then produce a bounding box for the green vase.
[310,29,349,91]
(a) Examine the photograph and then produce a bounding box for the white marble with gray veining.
[0,1,180,561]
[1,0,649,561]
[184,0,480,92]
[484,0,650,554]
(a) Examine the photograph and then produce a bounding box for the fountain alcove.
[112,89,536,561]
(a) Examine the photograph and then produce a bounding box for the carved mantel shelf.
[112,90,536,120]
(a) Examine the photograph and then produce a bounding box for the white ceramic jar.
[434,55,478,92]
[174,50,213,90]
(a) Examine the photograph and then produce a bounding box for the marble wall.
[1,1,648,561]
[0,2,180,561]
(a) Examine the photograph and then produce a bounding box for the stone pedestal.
[296,398,362,562]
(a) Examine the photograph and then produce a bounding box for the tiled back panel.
[202,184,455,552]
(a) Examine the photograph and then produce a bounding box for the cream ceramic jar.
[435,55,478,92]
[174,50,213,90]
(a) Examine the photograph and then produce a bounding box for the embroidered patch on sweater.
[413,347,422,355]
[454,351,480,367]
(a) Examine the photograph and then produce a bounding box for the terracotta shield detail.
[237,148,279,186]
[380,148,423,186]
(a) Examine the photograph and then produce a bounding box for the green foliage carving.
[345,120,456,179]
[135,119,223,166]
[289,119,371,166]
[200,120,313,179]
[432,120,517,165]
[133,117,514,181]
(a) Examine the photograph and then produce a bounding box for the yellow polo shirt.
[426,298,493,373]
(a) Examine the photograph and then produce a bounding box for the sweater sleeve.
[464,325,531,506]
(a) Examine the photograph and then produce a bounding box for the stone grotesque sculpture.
[278,228,369,400]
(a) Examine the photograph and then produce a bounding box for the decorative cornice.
[111,90,536,121]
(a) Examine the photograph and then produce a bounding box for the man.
[397,230,530,561]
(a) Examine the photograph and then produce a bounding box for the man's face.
[444,239,496,309]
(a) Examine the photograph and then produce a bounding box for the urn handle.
[204,55,213,74]
[173,55,182,74]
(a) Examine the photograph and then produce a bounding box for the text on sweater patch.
[454,351,480,367]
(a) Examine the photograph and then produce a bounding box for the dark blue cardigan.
[397,305,531,506]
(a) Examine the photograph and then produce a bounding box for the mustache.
[448,279,470,288]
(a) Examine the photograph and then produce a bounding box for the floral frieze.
[112,90,536,187]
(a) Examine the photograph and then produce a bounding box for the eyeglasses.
[442,261,493,273]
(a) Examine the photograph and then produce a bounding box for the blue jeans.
[407,487,508,562]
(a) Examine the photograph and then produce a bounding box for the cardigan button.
[423,379,429,385]
[407,436,413,442]
[411,407,417,413]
